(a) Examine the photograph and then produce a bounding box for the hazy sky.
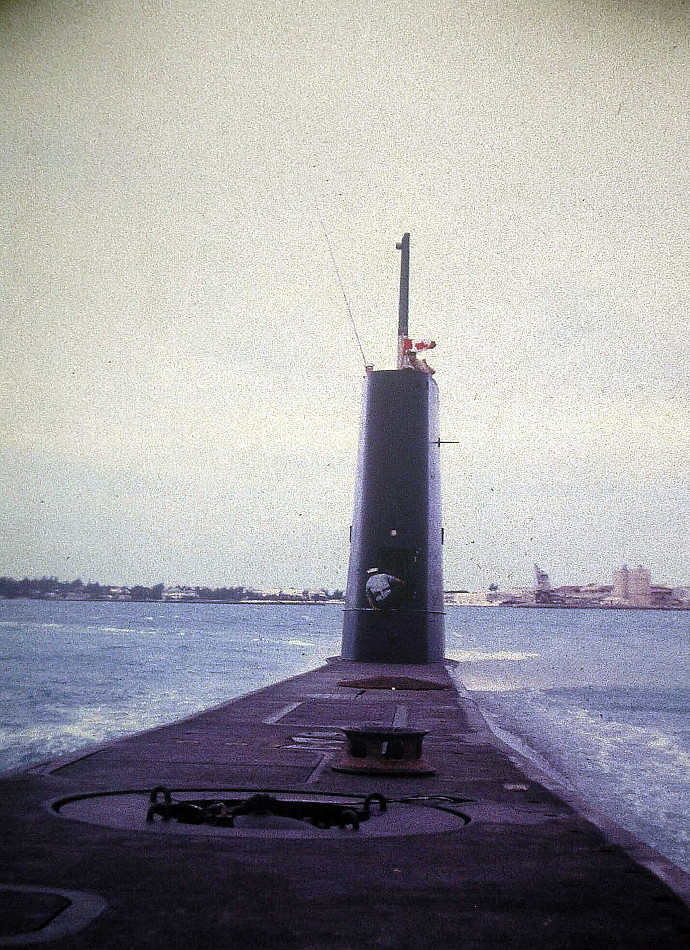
[1,0,688,590]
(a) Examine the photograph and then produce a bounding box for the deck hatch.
[51,789,469,838]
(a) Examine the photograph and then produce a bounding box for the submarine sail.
[341,234,445,663]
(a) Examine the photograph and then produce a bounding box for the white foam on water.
[475,687,690,873]
[0,620,64,629]
[0,690,234,769]
[96,626,145,634]
[448,650,540,662]
[249,636,318,649]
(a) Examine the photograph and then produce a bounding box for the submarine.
[1,236,689,948]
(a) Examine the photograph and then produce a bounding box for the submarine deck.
[1,658,689,948]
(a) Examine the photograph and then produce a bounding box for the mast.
[396,232,410,369]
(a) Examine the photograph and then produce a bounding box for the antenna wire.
[312,199,369,368]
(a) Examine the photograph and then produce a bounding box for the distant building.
[650,586,675,608]
[551,584,612,607]
[534,564,551,591]
[612,564,630,601]
[445,590,493,606]
[610,564,652,607]
[102,586,132,602]
[444,568,688,610]
[161,586,199,602]
[629,565,652,607]
[534,564,552,604]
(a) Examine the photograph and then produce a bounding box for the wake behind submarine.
[0,235,688,948]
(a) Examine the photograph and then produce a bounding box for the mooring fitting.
[331,725,435,776]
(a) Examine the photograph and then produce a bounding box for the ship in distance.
[0,234,689,949]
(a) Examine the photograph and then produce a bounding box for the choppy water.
[0,599,688,872]
[444,607,690,873]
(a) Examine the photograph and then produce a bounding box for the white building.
[612,565,630,600]
[534,564,551,592]
[161,586,199,602]
[610,564,652,606]
[629,565,652,607]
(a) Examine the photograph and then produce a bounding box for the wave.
[0,691,232,770]
[249,636,316,648]
[94,626,148,634]
[0,621,65,629]
[473,686,690,873]
[448,650,540,662]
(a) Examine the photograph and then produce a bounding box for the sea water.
[0,600,688,872]
[445,607,690,874]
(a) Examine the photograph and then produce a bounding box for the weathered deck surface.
[1,659,689,948]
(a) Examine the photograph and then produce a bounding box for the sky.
[1,0,688,591]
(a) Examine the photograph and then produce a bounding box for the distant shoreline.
[446,602,690,611]
[2,596,688,610]
[0,596,345,606]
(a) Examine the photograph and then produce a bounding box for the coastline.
[446,603,690,611]
[0,597,345,606]
[3,597,688,610]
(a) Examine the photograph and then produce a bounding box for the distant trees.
[0,577,345,602]
[130,586,154,601]
[196,586,246,602]
[0,576,62,598]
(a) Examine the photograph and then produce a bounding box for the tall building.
[629,565,652,607]
[612,564,630,600]
[611,564,652,606]
[533,564,552,604]
[534,564,551,591]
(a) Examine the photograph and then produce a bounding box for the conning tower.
[341,234,445,663]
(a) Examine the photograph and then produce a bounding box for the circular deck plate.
[53,790,468,838]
